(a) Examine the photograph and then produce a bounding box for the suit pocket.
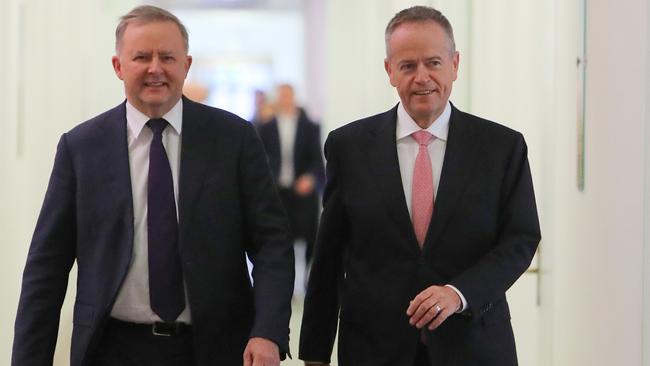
[73,301,95,327]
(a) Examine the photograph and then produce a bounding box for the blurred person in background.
[182,80,209,104]
[12,5,293,366]
[251,89,275,126]
[257,84,324,280]
[299,5,540,366]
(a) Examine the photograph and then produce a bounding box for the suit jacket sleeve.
[240,123,295,354]
[13,135,77,366]
[299,132,347,363]
[449,132,540,318]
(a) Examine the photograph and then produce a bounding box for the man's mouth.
[413,90,434,95]
[145,81,166,87]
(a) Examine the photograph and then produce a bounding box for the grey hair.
[385,5,456,57]
[115,5,189,53]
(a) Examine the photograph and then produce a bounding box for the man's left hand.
[406,285,461,331]
[295,174,316,196]
[243,337,280,366]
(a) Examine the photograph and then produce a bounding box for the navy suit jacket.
[299,104,541,366]
[13,97,294,366]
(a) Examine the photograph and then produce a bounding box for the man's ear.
[451,51,460,81]
[384,58,397,87]
[184,55,192,76]
[112,56,123,80]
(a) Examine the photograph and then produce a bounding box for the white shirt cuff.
[445,284,468,312]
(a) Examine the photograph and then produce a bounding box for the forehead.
[121,20,185,51]
[388,21,450,58]
[278,85,293,95]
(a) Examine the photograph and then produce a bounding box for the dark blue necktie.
[146,118,185,323]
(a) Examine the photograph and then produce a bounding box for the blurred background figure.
[182,80,209,103]
[251,89,275,126]
[257,84,324,294]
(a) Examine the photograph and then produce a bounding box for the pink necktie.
[411,131,435,247]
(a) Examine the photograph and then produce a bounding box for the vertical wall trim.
[576,0,587,192]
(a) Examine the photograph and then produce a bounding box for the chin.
[411,107,436,117]
[141,96,169,106]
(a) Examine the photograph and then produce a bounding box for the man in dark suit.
[257,84,325,266]
[299,6,540,366]
[12,5,294,366]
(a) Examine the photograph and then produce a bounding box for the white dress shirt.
[277,113,298,188]
[110,99,192,324]
[395,101,468,312]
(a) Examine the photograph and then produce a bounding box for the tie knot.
[412,130,434,146]
[147,119,169,135]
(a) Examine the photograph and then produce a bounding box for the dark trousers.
[414,343,430,366]
[91,318,196,366]
[278,187,319,263]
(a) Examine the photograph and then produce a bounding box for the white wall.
[547,0,647,364]
[0,0,20,363]
[321,0,395,131]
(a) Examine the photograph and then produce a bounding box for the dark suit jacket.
[12,97,295,366]
[256,110,325,189]
[299,104,540,366]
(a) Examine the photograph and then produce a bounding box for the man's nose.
[414,64,430,83]
[148,58,163,74]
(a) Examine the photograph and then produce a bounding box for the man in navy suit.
[12,5,294,366]
[257,84,325,268]
[299,6,540,366]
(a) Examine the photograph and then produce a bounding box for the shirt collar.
[126,99,183,138]
[396,101,451,142]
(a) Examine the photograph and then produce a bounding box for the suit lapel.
[423,105,480,251]
[97,101,135,273]
[363,106,420,252]
[177,97,214,246]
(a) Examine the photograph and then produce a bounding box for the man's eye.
[400,64,414,71]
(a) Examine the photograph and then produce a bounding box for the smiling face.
[384,20,459,128]
[112,20,192,118]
